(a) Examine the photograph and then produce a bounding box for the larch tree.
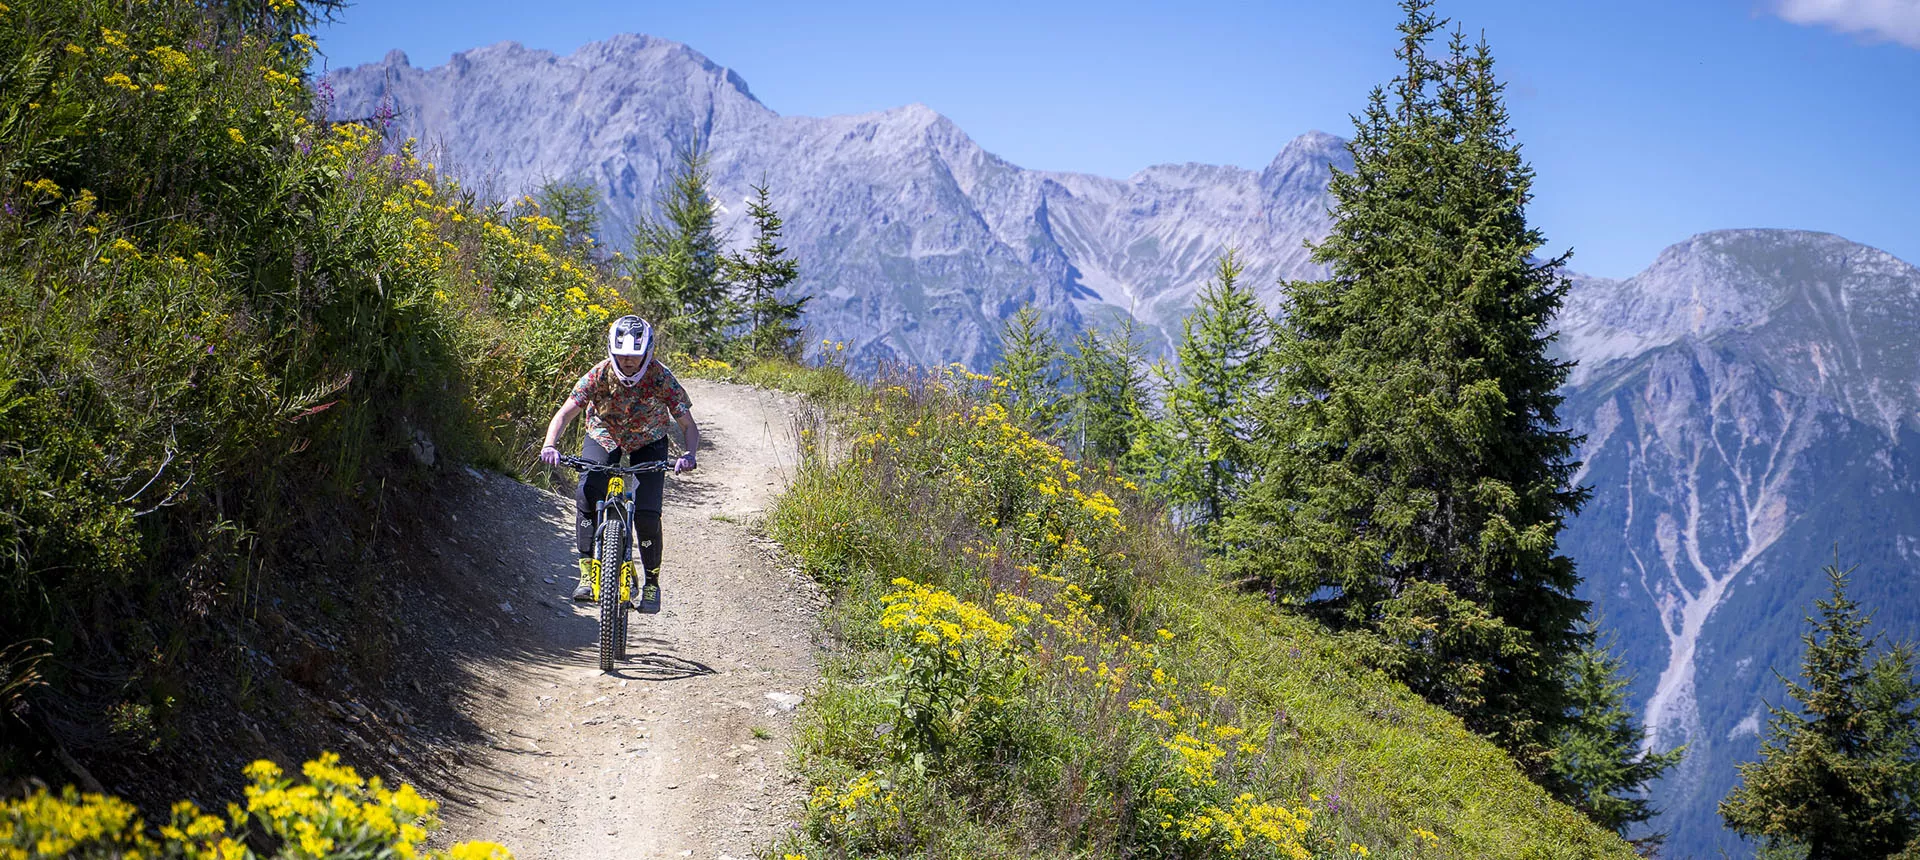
[726,179,808,359]
[1064,320,1151,464]
[630,145,733,356]
[1141,249,1269,543]
[533,176,603,254]
[991,305,1065,434]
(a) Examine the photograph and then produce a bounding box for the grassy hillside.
[1,0,628,781]
[735,361,1633,858]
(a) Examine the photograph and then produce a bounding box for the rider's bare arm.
[675,410,700,471]
[540,399,581,464]
[543,399,581,448]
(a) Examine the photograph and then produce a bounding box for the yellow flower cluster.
[21,178,60,199]
[0,790,154,860]
[1172,792,1324,859]
[806,770,900,828]
[880,577,1013,653]
[148,44,192,74]
[1,754,513,860]
[677,355,738,380]
[241,754,440,857]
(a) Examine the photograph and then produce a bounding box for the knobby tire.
[598,521,625,673]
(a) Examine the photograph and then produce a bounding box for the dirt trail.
[421,380,821,860]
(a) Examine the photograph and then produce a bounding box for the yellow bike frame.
[590,476,637,603]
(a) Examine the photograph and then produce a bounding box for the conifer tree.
[1549,622,1686,841]
[1064,321,1151,464]
[991,305,1065,433]
[1720,561,1920,859]
[1216,3,1588,776]
[725,179,808,359]
[533,176,603,253]
[1142,250,1268,541]
[630,146,733,356]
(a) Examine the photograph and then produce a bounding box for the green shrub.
[1,0,630,760]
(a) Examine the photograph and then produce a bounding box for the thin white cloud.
[1773,0,1920,48]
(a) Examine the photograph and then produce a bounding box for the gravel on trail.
[418,379,824,860]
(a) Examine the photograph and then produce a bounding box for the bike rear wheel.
[597,521,625,672]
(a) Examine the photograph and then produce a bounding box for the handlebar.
[553,454,682,474]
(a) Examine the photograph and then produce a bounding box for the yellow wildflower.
[148,45,192,74]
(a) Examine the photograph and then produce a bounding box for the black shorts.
[576,435,669,512]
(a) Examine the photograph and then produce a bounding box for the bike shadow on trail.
[609,651,716,682]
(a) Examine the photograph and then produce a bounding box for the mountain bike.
[557,454,678,672]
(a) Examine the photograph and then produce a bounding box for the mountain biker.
[538,315,700,613]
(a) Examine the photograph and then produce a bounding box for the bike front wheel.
[597,521,625,672]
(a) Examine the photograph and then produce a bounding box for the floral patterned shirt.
[568,359,692,452]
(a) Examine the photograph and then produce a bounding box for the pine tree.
[1141,250,1268,542]
[991,305,1065,433]
[630,146,733,356]
[1064,321,1151,464]
[1548,621,1685,841]
[1215,3,1589,777]
[533,176,603,253]
[1720,561,1920,859]
[725,179,808,360]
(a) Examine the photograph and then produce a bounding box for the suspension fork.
[594,495,637,602]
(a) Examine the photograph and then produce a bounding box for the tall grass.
[1,0,629,766]
[764,368,1634,859]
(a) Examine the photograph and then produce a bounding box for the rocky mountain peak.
[1261,129,1350,191]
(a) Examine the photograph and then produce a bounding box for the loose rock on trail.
[411,380,821,860]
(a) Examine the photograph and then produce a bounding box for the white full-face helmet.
[607,315,656,387]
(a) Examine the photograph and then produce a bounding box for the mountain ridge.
[325,33,1349,364]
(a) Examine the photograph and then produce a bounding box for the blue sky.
[315,0,1919,278]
